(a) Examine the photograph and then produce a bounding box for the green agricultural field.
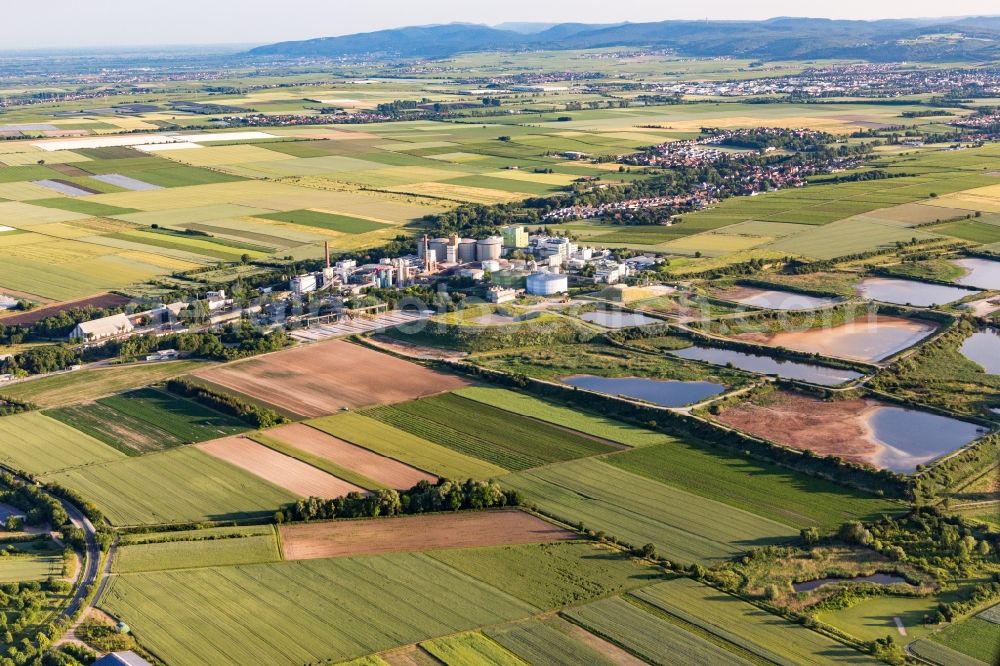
[427,542,658,610]
[930,616,1000,664]
[765,217,941,260]
[420,632,527,666]
[454,387,670,448]
[0,554,64,583]
[107,229,264,262]
[42,446,296,525]
[100,552,535,666]
[47,401,187,455]
[98,387,249,443]
[363,393,616,471]
[502,458,798,564]
[604,441,902,529]
[307,412,506,480]
[0,412,123,475]
[485,616,621,666]
[817,594,945,644]
[256,209,390,234]
[113,526,281,573]
[29,198,140,217]
[563,596,754,666]
[633,579,876,665]
[909,640,990,666]
[929,219,1000,245]
[0,361,212,408]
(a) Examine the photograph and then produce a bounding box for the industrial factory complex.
[52,225,659,348]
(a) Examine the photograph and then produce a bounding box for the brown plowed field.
[191,339,468,418]
[267,423,437,489]
[0,292,128,325]
[714,391,880,466]
[280,509,576,560]
[198,436,366,498]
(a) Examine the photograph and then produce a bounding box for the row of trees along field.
[278,479,518,523]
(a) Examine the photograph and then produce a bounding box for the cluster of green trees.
[166,379,289,429]
[278,479,518,523]
[1,323,289,378]
[818,169,913,184]
[0,398,35,418]
[707,127,837,151]
[843,509,997,579]
[0,475,67,529]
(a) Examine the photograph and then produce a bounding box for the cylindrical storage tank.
[475,236,503,262]
[526,272,568,296]
[458,239,477,263]
[429,238,450,263]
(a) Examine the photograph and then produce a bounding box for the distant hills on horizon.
[247,16,1000,62]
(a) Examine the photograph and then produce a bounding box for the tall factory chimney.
[324,241,331,269]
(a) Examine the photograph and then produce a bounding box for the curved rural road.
[54,498,113,646]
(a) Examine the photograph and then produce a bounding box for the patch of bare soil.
[280,509,575,560]
[715,391,882,466]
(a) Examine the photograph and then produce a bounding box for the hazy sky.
[7,0,1000,49]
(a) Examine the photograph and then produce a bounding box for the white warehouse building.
[526,272,568,296]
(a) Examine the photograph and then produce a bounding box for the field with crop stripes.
[0,412,123,474]
[43,446,296,525]
[100,552,536,666]
[632,579,876,665]
[929,616,1000,665]
[420,632,526,666]
[910,640,991,666]
[604,441,902,530]
[454,386,670,448]
[427,542,656,610]
[99,387,249,443]
[485,616,623,666]
[563,596,754,666]
[363,394,616,471]
[308,412,506,480]
[48,401,187,455]
[113,525,282,573]
[502,459,798,564]
[0,554,64,583]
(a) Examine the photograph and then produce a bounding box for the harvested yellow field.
[25,222,100,240]
[486,170,578,186]
[99,116,160,131]
[85,181,446,224]
[0,181,60,201]
[659,233,773,255]
[0,232,51,248]
[0,149,89,166]
[930,184,1000,213]
[162,144,297,168]
[5,240,111,264]
[67,217,137,234]
[0,202,89,226]
[389,182,524,204]
[425,152,487,163]
[117,250,202,272]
